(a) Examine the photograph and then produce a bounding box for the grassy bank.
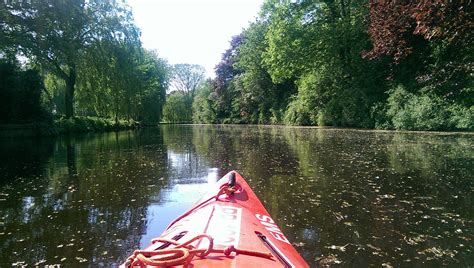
[0,116,139,138]
[54,116,137,134]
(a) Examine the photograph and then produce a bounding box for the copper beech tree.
[364,0,472,63]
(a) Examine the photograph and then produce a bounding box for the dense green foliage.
[1,0,471,131]
[192,80,217,123]
[75,47,168,124]
[1,0,169,125]
[0,60,49,123]
[385,85,473,131]
[54,116,136,133]
[193,0,472,131]
[162,92,192,123]
[171,64,206,100]
[162,64,206,123]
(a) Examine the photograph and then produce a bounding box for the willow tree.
[0,0,139,118]
[171,64,206,100]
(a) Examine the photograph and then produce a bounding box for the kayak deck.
[123,171,309,267]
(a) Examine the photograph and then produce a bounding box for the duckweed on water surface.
[0,126,472,266]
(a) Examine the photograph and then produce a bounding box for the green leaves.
[163,92,192,123]
[192,81,217,123]
[1,0,144,118]
[76,43,169,123]
[171,64,205,100]
[1,0,170,123]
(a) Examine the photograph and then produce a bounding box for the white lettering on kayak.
[255,214,275,224]
[255,213,290,244]
[207,206,242,247]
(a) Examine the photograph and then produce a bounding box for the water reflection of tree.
[141,128,472,267]
[280,128,474,266]
[162,125,215,183]
[0,130,170,266]
[190,125,315,259]
[0,137,55,186]
[4,127,468,266]
[386,133,473,178]
[191,125,300,177]
[65,137,77,176]
[152,126,474,266]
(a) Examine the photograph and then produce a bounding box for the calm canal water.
[0,125,472,267]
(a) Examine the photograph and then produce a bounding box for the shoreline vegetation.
[1,1,472,135]
[2,121,472,139]
[188,123,474,136]
[187,1,472,132]
[0,117,138,138]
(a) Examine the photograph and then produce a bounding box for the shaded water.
[0,125,472,266]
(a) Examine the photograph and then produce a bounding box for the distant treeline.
[192,0,473,131]
[1,0,168,125]
[1,0,472,131]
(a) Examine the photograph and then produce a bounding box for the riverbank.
[2,120,473,138]
[182,123,474,136]
[0,116,138,138]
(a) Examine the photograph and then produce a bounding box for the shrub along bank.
[0,116,138,138]
[54,116,137,134]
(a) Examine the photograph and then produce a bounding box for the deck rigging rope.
[124,233,273,267]
[124,182,272,267]
[165,182,240,231]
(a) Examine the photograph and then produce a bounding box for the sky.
[128,0,264,78]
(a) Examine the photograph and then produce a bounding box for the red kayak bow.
[123,171,309,267]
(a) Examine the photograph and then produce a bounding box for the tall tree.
[364,0,473,100]
[233,20,286,124]
[162,92,192,123]
[211,34,244,120]
[171,64,205,100]
[364,0,472,62]
[137,50,169,123]
[192,80,216,123]
[0,0,140,118]
[75,44,169,123]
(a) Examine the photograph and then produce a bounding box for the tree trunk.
[65,66,77,118]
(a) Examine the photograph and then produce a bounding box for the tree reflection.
[188,125,474,266]
[0,137,55,186]
[0,127,471,266]
[0,130,170,266]
[65,137,77,177]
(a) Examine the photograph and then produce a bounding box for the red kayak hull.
[123,171,309,267]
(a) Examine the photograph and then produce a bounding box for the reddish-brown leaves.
[363,0,472,63]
